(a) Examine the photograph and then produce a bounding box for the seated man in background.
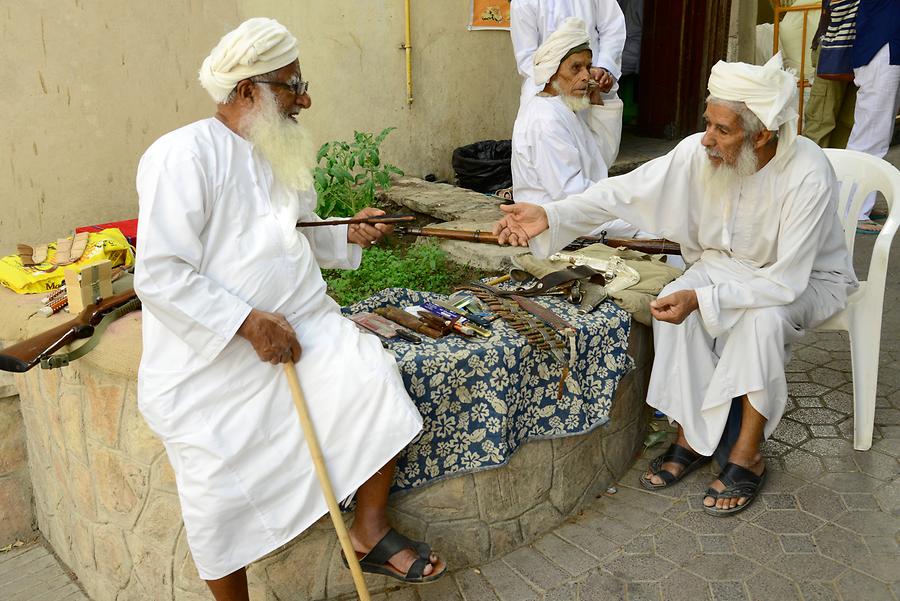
[134,18,445,601]
[495,55,857,516]
[511,0,625,107]
[511,18,640,239]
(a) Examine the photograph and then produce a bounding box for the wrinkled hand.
[237,309,302,364]
[347,207,392,248]
[492,203,549,247]
[650,290,699,324]
[590,67,615,94]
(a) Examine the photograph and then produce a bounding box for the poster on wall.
[469,0,511,30]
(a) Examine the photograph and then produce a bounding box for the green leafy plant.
[323,241,483,306]
[314,127,404,218]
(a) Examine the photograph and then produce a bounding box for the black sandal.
[703,462,767,517]
[639,443,711,490]
[341,528,446,583]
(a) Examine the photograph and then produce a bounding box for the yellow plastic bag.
[0,228,135,294]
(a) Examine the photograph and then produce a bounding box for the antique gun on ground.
[0,289,141,372]
[393,226,682,255]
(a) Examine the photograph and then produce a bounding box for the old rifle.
[296,214,416,228]
[0,289,141,373]
[393,225,682,255]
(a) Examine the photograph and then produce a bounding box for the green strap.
[41,299,141,369]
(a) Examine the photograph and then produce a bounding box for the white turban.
[533,17,591,88]
[199,17,299,103]
[707,53,799,159]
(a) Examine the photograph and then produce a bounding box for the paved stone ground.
[3,148,898,601]
[0,542,89,600]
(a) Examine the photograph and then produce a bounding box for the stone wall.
[0,370,33,546]
[0,285,650,601]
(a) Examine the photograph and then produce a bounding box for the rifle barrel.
[396,226,681,255]
[296,215,416,228]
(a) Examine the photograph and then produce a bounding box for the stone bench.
[0,270,651,600]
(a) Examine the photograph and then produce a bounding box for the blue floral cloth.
[344,288,633,492]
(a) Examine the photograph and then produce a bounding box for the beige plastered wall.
[1,0,521,252]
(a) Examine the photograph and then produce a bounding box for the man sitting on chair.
[495,54,858,515]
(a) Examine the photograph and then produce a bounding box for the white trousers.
[847,43,900,220]
[646,266,846,456]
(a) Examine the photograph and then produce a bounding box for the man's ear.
[754,129,775,150]
[234,79,257,106]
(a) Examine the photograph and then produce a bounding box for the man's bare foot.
[348,525,445,579]
[703,454,765,510]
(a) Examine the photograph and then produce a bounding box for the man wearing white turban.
[494,54,857,516]
[511,0,626,106]
[135,17,445,600]
[511,17,641,240]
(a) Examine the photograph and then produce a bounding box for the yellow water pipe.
[402,0,413,105]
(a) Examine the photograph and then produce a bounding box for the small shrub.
[314,127,404,219]
[323,241,472,306]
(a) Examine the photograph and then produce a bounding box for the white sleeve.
[134,147,252,362]
[695,182,836,336]
[296,197,363,270]
[510,0,541,79]
[591,0,627,80]
[532,141,695,257]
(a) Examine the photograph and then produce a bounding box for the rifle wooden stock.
[564,236,682,255]
[0,289,138,373]
[395,226,682,255]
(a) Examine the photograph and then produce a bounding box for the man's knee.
[733,306,791,339]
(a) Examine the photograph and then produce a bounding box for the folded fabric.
[512,243,682,325]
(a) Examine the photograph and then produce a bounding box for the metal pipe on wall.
[402,0,413,105]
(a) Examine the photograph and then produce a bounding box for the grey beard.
[241,87,315,192]
[703,138,760,198]
[551,81,591,112]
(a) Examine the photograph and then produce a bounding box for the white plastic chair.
[815,149,900,451]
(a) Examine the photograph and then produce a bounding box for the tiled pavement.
[2,151,898,600]
[0,543,89,600]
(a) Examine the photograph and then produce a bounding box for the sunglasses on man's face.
[256,79,309,96]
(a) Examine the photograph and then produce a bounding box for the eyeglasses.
[256,79,309,96]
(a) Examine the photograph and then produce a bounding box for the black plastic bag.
[451,139,512,193]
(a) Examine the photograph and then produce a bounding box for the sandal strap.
[719,462,762,488]
[715,463,764,499]
[662,443,703,467]
[393,531,431,560]
[405,557,429,581]
[359,528,410,567]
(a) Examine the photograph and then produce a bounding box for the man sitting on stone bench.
[494,54,857,516]
[134,18,445,601]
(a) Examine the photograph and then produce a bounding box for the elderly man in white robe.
[512,0,626,105]
[494,54,857,516]
[511,0,626,164]
[134,18,445,600]
[512,17,639,239]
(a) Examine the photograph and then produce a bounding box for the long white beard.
[241,87,315,192]
[552,81,591,112]
[702,138,759,198]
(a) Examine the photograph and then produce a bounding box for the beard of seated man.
[702,134,761,199]
[551,79,592,112]
[240,85,316,192]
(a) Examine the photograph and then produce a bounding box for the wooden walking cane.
[282,364,372,601]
